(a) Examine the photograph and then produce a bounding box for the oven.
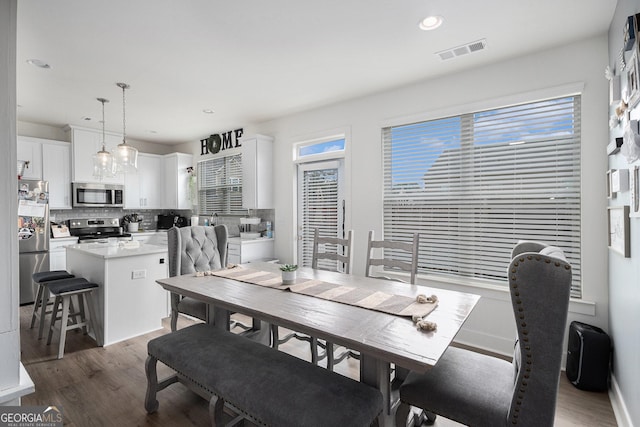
[69,218,132,242]
[72,182,124,208]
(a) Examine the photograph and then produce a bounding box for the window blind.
[197,154,245,215]
[382,96,582,297]
[300,167,339,270]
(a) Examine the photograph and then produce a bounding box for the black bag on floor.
[566,321,611,391]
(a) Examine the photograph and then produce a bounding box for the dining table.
[155,262,480,426]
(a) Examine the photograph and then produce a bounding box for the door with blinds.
[297,160,345,270]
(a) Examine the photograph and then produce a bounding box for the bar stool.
[46,277,100,359]
[30,270,75,339]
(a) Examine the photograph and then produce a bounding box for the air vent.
[436,39,487,61]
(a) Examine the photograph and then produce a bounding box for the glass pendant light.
[92,97,116,180]
[114,82,138,172]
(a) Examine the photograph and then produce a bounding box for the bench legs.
[208,395,225,427]
[145,355,179,414]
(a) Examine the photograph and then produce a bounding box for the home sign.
[200,128,244,155]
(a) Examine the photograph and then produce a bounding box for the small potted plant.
[123,213,142,232]
[280,264,298,285]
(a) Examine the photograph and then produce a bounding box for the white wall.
[607,1,640,425]
[0,0,25,404]
[239,36,609,356]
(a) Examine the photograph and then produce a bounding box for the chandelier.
[114,82,138,172]
[92,97,116,180]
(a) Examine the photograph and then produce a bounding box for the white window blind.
[382,96,582,297]
[300,167,340,269]
[197,154,245,215]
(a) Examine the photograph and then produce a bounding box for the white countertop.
[229,237,274,244]
[50,236,79,242]
[66,242,168,259]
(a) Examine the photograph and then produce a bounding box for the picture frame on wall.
[627,48,640,108]
[630,164,640,217]
[608,206,631,257]
[607,169,615,199]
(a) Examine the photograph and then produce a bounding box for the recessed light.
[202,109,215,114]
[26,59,51,69]
[419,15,443,31]
[148,130,158,134]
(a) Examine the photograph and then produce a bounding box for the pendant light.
[92,97,116,180]
[114,82,138,172]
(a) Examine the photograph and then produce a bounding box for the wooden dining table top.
[156,262,480,374]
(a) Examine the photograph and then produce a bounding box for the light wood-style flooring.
[19,307,617,426]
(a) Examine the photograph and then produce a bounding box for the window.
[197,154,245,215]
[296,137,345,161]
[382,95,582,297]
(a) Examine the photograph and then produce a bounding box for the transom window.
[382,95,582,297]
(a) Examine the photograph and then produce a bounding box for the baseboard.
[609,374,634,427]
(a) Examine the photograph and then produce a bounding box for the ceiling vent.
[436,39,487,61]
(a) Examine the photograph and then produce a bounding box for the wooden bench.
[145,323,383,427]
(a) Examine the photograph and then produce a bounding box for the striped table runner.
[202,267,438,320]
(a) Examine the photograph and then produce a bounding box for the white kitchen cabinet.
[241,134,273,209]
[17,136,43,180]
[163,153,193,210]
[227,237,275,264]
[42,141,72,209]
[124,153,163,209]
[67,125,125,185]
[49,237,78,270]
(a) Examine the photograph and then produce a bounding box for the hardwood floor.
[19,307,617,426]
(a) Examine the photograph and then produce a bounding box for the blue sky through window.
[299,138,345,157]
[389,97,575,189]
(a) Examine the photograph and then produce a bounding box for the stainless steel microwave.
[72,182,124,208]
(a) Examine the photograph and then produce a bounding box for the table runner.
[200,266,438,321]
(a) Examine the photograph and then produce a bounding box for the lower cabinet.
[227,238,275,264]
[49,237,78,270]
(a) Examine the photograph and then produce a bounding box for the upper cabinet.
[42,141,72,209]
[18,136,72,209]
[17,136,44,180]
[241,134,273,209]
[164,153,193,210]
[67,125,125,185]
[124,153,164,209]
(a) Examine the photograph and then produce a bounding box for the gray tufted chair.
[396,240,572,427]
[168,225,228,332]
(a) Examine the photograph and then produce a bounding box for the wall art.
[608,205,630,257]
[630,164,640,217]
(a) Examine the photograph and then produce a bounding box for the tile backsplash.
[51,208,275,237]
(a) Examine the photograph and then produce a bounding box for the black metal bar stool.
[30,270,75,339]
[46,277,100,359]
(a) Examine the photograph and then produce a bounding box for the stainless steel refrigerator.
[18,179,50,305]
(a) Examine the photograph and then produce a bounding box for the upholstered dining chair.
[168,225,228,332]
[395,240,572,427]
[365,231,419,285]
[271,228,354,369]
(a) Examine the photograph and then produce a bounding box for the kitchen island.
[66,241,169,346]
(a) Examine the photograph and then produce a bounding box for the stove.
[68,218,132,243]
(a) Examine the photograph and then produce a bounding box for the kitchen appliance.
[69,218,131,242]
[19,179,50,305]
[157,214,187,230]
[72,182,124,208]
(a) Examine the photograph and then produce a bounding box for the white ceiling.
[16,0,616,145]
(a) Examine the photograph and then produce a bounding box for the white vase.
[281,270,296,285]
[128,222,139,232]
